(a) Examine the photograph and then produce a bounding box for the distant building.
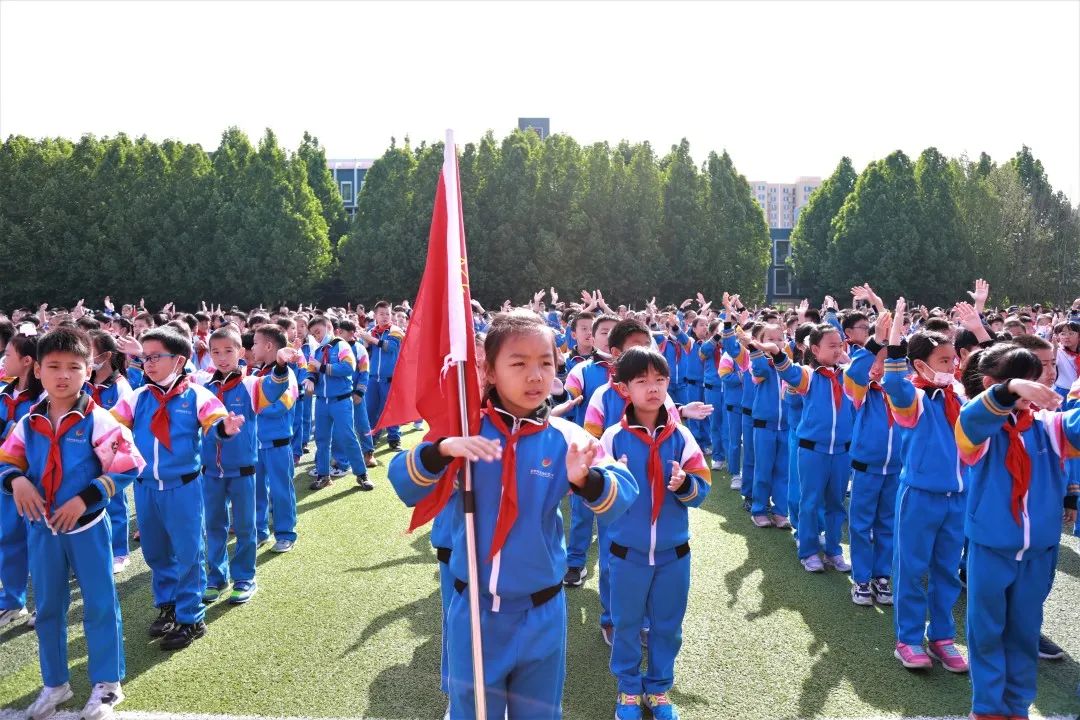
[518,117,550,140]
[749,176,821,303]
[766,228,795,302]
[328,159,375,214]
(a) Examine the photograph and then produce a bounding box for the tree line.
[790,147,1079,308]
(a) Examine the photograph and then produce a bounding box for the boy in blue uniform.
[198,327,297,604]
[110,327,243,651]
[331,319,377,475]
[684,316,711,453]
[358,301,404,451]
[601,347,711,720]
[252,325,301,552]
[653,312,691,405]
[697,320,728,471]
[0,326,145,720]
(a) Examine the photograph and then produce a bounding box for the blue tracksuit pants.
[28,518,124,686]
[893,485,965,646]
[565,494,595,569]
[967,542,1057,717]
[705,387,726,463]
[107,491,129,558]
[366,378,400,444]
[134,478,206,625]
[256,443,297,543]
[609,548,690,696]
[724,403,742,477]
[437,551,454,695]
[740,412,755,499]
[202,472,257,588]
[752,426,789,517]
[796,447,849,559]
[849,469,899,583]
[787,426,801,533]
[291,394,312,458]
[0,492,29,610]
[445,587,566,719]
[685,382,709,450]
[315,396,367,477]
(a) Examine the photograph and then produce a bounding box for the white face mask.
[158,359,184,388]
[92,360,106,372]
[931,370,955,388]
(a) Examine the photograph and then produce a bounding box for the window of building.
[773,267,792,296]
[340,181,353,204]
[775,240,790,264]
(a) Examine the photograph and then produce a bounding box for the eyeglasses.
[142,353,179,364]
[851,325,871,332]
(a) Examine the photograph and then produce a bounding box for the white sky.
[2,0,1078,203]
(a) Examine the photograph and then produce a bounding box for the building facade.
[748,176,821,303]
[328,159,374,215]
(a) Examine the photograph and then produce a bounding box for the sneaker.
[355,474,374,491]
[160,621,207,651]
[644,692,679,720]
[147,604,176,637]
[0,606,28,628]
[271,539,295,553]
[710,459,722,471]
[413,421,424,430]
[927,639,969,673]
[1038,634,1065,660]
[132,530,140,542]
[871,577,894,605]
[752,515,772,528]
[330,466,349,478]
[741,497,752,513]
[389,441,402,452]
[729,475,742,490]
[771,515,791,529]
[563,566,587,587]
[894,641,933,669]
[201,585,226,604]
[112,555,129,574]
[25,683,74,720]
[800,555,825,573]
[307,467,320,478]
[600,624,614,647]
[293,455,302,467]
[824,554,851,572]
[309,475,332,491]
[615,692,643,720]
[80,680,124,720]
[364,452,379,469]
[229,580,258,604]
[851,582,873,606]
[257,534,271,548]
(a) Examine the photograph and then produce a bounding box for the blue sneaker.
[229,580,258,604]
[645,692,679,720]
[615,693,642,720]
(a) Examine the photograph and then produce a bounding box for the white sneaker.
[329,466,349,478]
[25,683,74,720]
[710,459,722,471]
[112,556,129,574]
[80,681,124,720]
[800,554,825,573]
[824,554,852,572]
[729,475,742,490]
[307,467,319,478]
[0,606,28,627]
[413,421,424,430]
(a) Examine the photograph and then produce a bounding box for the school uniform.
[110,376,229,626]
[784,385,804,533]
[845,342,901,584]
[957,388,1080,717]
[697,337,727,465]
[0,382,38,613]
[773,351,856,560]
[720,345,746,477]
[332,341,374,470]
[600,407,710,697]
[748,349,791,517]
[365,324,404,445]
[881,347,966,648]
[291,341,314,460]
[1055,346,1079,398]
[654,329,692,406]
[84,373,135,560]
[684,338,710,451]
[310,336,368,477]
[722,326,755,501]
[0,394,144,687]
[388,400,637,719]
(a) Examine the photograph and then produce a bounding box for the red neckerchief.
[912,376,960,425]
[483,400,548,561]
[1,386,24,423]
[868,381,894,427]
[659,336,684,363]
[815,366,843,410]
[89,372,119,406]
[256,364,273,377]
[211,370,245,404]
[27,395,96,519]
[621,407,679,524]
[148,377,190,452]
[373,324,391,339]
[1065,347,1080,377]
[1003,409,1035,525]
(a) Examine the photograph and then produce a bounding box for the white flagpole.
[446,130,487,720]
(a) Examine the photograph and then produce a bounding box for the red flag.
[373,135,481,531]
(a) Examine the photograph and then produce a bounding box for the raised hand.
[566,438,600,487]
[874,310,892,345]
[439,435,503,463]
[550,287,559,305]
[276,347,302,365]
[889,298,906,346]
[953,302,985,334]
[550,394,584,418]
[223,412,246,436]
[680,298,693,310]
[797,298,809,320]
[679,401,714,420]
[533,289,545,304]
[667,461,687,491]
[1007,379,1063,410]
[104,296,114,312]
[757,341,781,356]
[967,278,989,310]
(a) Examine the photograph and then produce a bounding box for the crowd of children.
[1,286,1079,720]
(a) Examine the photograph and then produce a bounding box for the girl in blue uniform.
[388,310,637,719]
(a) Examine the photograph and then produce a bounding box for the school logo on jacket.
[541,458,552,468]
[530,458,555,479]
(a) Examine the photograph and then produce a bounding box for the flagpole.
[457,360,487,720]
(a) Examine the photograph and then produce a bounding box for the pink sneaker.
[927,639,969,673]
[894,642,933,669]
[752,515,772,528]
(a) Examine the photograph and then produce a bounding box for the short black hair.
[209,327,242,348]
[36,326,91,363]
[0,319,14,349]
[141,327,192,359]
[907,330,951,363]
[591,314,618,336]
[241,332,255,351]
[609,318,652,352]
[337,318,357,333]
[841,311,868,332]
[309,315,330,329]
[924,317,951,334]
[614,346,670,384]
[255,325,288,350]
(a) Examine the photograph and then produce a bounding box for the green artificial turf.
[2,427,1079,719]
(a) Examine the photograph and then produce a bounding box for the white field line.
[2,712,1078,720]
